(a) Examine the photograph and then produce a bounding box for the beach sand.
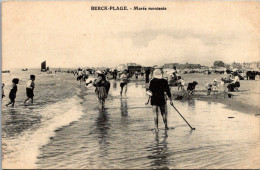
[179,73,260,115]
[130,73,260,115]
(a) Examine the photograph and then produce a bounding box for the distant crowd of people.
[2,66,257,131]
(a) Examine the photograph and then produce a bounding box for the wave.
[2,96,84,169]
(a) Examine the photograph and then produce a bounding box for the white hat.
[214,79,218,82]
[96,70,102,74]
[153,69,163,79]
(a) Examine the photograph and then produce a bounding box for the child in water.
[6,78,19,107]
[24,75,36,104]
[2,83,5,98]
[120,70,129,95]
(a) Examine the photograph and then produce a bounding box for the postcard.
[1,1,260,169]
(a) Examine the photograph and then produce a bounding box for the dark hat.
[30,75,35,80]
[193,81,198,85]
[12,78,19,84]
[233,72,238,76]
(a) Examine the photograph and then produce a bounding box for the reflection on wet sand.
[113,81,117,89]
[147,131,170,169]
[96,109,111,158]
[30,81,260,169]
[120,98,128,117]
[188,99,195,106]
[3,109,41,138]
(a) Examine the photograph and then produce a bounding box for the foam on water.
[2,96,84,169]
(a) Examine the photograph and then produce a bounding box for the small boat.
[22,68,28,71]
[2,70,10,73]
[41,61,47,72]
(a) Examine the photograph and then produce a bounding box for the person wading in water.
[148,67,173,131]
[6,78,19,107]
[120,69,129,96]
[93,70,110,109]
[24,75,36,104]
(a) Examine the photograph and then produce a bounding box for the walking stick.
[170,104,195,130]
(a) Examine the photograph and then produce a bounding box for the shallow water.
[2,71,260,169]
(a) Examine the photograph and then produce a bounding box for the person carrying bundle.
[93,70,110,109]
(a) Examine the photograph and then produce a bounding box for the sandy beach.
[130,73,260,115]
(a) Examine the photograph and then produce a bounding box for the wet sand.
[36,79,260,169]
[194,93,260,116]
[2,72,260,169]
[129,73,260,115]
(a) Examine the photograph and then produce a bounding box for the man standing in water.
[148,67,173,131]
[24,75,35,104]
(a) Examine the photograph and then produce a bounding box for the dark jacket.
[149,78,171,106]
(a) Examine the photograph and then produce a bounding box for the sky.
[2,1,260,69]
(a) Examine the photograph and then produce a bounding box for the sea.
[1,69,260,169]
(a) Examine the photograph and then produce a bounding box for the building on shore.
[163,63,201,69]
[126,63,141,67]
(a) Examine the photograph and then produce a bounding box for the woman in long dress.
[93,70,110,109]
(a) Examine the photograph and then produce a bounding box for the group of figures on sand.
[167,66,241,99]
[3,75,36,107]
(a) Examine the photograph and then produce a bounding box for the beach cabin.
[127,66,142,77]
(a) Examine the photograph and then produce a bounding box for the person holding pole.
[148,67,173,131]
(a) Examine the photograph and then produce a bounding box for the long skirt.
[95,86,107,100]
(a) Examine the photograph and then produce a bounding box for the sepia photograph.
[1,1,260,169]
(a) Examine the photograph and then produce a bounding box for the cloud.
[2,1,259,69]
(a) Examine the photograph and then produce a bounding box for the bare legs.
[120,87,123,95]
[152,105,169,131]
[6,101,15,107]
[98,99,105,109]
[152,106,159,131]
[24,97,33,104]
[120,84,127,96]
